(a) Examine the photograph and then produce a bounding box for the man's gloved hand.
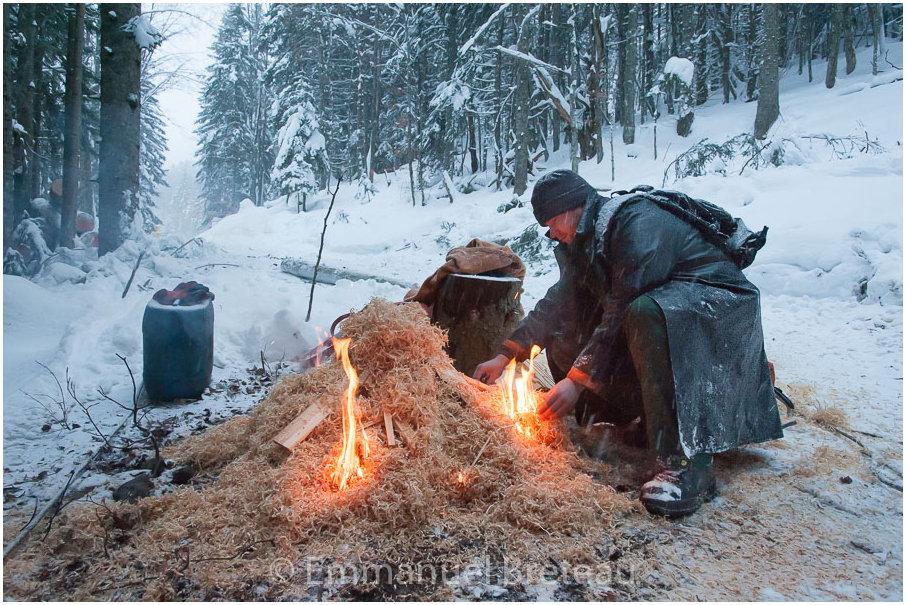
[473,354,511,384]
[537,378,583,420]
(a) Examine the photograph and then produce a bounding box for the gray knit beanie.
[530,169,593,224]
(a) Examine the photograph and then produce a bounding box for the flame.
[330,337,369,490]
[499,345,542,437]
[312,326,330,369]
[457,471,465,485]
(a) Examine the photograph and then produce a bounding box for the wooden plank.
[272,405,330,450]
[392,417,416,449]
[383,412,396,446]
[435,363,495,393]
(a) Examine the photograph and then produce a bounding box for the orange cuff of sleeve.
[500,339,529,362]
[566,367,601,393]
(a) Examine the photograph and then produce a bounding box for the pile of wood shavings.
[4,298,637,601]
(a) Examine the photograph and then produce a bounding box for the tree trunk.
[407,114,416,207]
[60,3,85,249]
[551,3,562,153]
[369,8,381,180]
[693,6,709,106]
[797,6,804,76]
[569,4,582,172]
[443,5,457,175]
[665,4,676,114]
[720,5,732,104]
[746,4,759,101]
[29,9,46,202]
[98,3,142,256]
[13,3,36,225]
[620,5,637,145]
[416,56,426,206]
[3,4,15,250]
[79,132,95,215]
[512,6,531,196]
[467,112,478,173]
[591,4,606,163]
[754,4,780,140]
[434,274,524,377]
[843,4,856,75]
[777,4,789,69]
[868,3,883,75]
[642,3,655,123]
[825,4,842,89]
[493,15,504,190]
[537,5,549,161]
[807,8,814,83]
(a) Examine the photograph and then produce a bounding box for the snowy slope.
[2,40,902,599]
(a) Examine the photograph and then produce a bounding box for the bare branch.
[117,354,140,426]
[32,363,71,429]
[121,251,146,298]
[306,174,343,322]
[41,470,78,541]
[67,373,112,450]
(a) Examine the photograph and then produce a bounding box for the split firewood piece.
[361,418,382,431]
[383,411,396,446]
[392,417,416,449]
[273,404,330,451]
[435,362,494,395]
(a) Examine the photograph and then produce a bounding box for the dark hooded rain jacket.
[502,191,783,456]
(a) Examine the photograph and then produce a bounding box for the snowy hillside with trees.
[3,3,903,600]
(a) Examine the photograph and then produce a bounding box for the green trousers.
[551,295,687,460]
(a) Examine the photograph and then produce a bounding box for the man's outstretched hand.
[473,354,510,384]
[537,378,583,420]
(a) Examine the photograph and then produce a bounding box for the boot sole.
[641,477,718,518]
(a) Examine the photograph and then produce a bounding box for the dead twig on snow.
[194,263,239,269]
[41,469,78,541]
[306,174,343,322]
[121,251,145,298]
[98,354,143,429]
[170,237,201,257]
[34,362,71,429]
[67,371,111,450]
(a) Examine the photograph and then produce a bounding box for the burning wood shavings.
[3,298,638,601]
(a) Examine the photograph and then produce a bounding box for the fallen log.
[281,258,412,289]
[273,404,330,450]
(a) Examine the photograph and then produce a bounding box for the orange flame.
[331,337,369,490]
[499,345,542,437]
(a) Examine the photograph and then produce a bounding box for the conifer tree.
[195,4,273,218]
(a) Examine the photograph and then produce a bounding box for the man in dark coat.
[474,169,783,517]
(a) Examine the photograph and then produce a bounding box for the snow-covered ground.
[3,43,903,598]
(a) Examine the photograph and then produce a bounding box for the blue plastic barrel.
[142,298,214,401]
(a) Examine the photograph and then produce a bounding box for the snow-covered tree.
[270,88,327,205]
[138,76,168,228]
[195,4,273,219]
[663,56,695,136]
[264,4,328,206]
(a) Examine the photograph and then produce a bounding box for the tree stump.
[433,273,524,377]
